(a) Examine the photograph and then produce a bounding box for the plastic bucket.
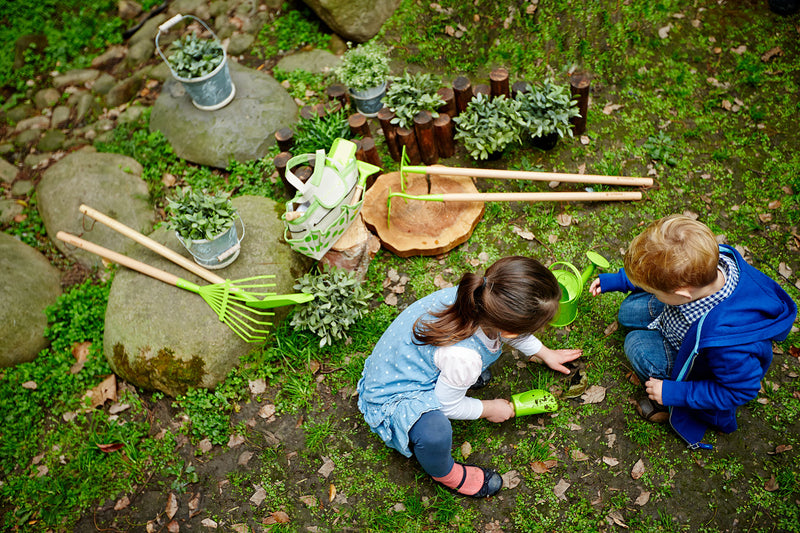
[177,216,244,269]
[349,82,386,117]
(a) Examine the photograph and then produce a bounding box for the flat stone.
[14,115,50,133]
[14,129,42,147]
[0,233,62,367]
[0,144,14,156]
[129,13,166,46]
[118,0,143,20]
[11,179,34,197]
[105,76,144,108]
[75,92,100,123]
[104,195,313,396]
[6,103,34,124]
[0,199,24,224]
[302,0,402,42]
[91,73,118,96]
[126,39,155,68]
[52,69,101,89]
[34,88,61,109]
[150,62,297,168]
[51,105,72,129]
[227,33,255,56]
[0,158,20,184]
[92,45,128,69]
[275,49,341,75]
[118,105,146,124]
[37,130,67,152]
[24,153,52,169]
[37,149,153,269]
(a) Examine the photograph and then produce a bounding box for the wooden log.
[274,151,292,189]
[359,136,383,183]
[453,76,473,114]
[294,166,313,184]
[321,215,381,281]
[312,103,328,118]
[511,80,530,98]
[354,138,365,163]
[349,112,371,138]
[437,87,456,117]
[396,127,422,165]
[326,83,349,109]
[413,111,438,165]
[433,114,455,158]
[473,83,490,98]
[570,72,591,135]
[300,105,316,120]
[489,67,510,98]
[274,127,294,152]
[377,107,401,161]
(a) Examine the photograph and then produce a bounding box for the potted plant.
[155,14,236,111]
[383,71,446,129]
[453,93,522,160]
[334,41,391,117]
[515,78,580,150]
[166,189,242,269]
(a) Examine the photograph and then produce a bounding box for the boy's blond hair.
[623,215,719,292]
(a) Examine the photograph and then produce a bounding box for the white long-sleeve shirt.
[433,328,543,419]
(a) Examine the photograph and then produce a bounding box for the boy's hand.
[531,346,582,374]
[645,378,663,404]
[481,398,515,422]
[589,278,602,296]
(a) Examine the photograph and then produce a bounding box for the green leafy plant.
[453,93,522,160]
[167,34,224,79]
[290,266,373,347]
[166,189,237,241]
[253,7,331,58]
[292,107,353,154]
[515,78,581,139]
[335,41,390,93]
[643,131,678,166]
[173,388,233,446]
[383,71,446,129]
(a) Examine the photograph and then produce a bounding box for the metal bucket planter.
[349,82,386,117]
[177,216,244,270]
[156,14,236,111]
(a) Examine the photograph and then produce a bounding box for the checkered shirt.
[648,254,739,351]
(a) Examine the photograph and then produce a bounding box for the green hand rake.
[398,146,653,191]
[79,204,313,310]
[57,231,274,343]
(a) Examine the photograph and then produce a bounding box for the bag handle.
[284,149,325,198]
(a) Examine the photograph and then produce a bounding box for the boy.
[590,215,796,449]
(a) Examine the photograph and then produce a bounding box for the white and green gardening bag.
[282,138,378,260]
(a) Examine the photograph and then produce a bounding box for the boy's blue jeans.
[618,292,677,383]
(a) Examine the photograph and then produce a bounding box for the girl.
[357,256,582,498]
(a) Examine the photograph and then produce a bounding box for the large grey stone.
[302,0,402,42]
[37,149,154,269]
[0,199,24,224]
[104,195,313,396]
[52,69,100,89]
[0,158,19,184]
[275,49,341,75]
[0,233,62,367]
[150,62,297,168]
[129,14,167,46]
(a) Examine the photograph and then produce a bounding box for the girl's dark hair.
[413,256,561,346]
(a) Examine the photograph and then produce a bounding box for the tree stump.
[321,214,380,281]
[361,170,484,257]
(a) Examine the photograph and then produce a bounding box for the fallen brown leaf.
[603,321,619,337]
[263,511,290,525]
[658,24,672,38]
[581,385,606,404]
[602,103,623,115]
[22,381,37,390]
[114,495,130,511]
[608,510,629,528]
[329,483,336,502]
[318,456,335,478]
[299,494,318,507]
[188,492,201,518]
[635,490,651,506]
[250,485,267,506]
[512,225,536,241]
[96,442,124,453]
[167,520,180,533]
[631,458,645,480]
[761,46,782,61]
[502,469,520,489]
[556,213,572,227]
[201,518,218,528]
[602,456,619,467]
[570,449,590,462]
[227,434,245,448]
[258,403,276,419]
[238,451,254,466]
[166,492,178,520]
[85,375,116,409]
[553,478,571,500]
[248,378,267,395]
[70,341,91,374]
[764,474,779,492]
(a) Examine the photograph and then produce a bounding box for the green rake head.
[386,187,444,228]
[177,275,278,343]
[399,146,431,193]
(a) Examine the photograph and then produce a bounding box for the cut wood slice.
[361,170,484,257]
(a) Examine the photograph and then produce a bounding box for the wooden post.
[354,139,365,162]
[396,127,421,165]
[300,105,316,120]
[349,112,372,138]
[489,67,510,99]
[377,107,401,162]
[274,151,292,183]
[473,83,490,98]
[312,103,328,118]
[274,127,294,152]
[511,80,530,98]
[359,137,382,189]
[433,114,455,158]
[326,84,349,109]
[570,73,591,135]
[437,87,456,117]
[453,76,473,115]
[413,111,438,165]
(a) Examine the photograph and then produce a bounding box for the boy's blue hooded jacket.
[599,245,797,448]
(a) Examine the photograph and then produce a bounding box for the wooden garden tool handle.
[411,166,653,187]
[56,231,181,287]
[79,204,226,285]
[427,191,642,202]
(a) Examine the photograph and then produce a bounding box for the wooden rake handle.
[403,165,653,187]
[57,231,182,287]
[80,204,226,285]
[395,191,643,202]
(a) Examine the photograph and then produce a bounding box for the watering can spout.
[581,251,611,286]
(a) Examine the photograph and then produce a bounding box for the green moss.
[111,343,206,396]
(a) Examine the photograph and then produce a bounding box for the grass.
[2,0,800,531]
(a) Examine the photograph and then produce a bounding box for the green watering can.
[550,251,610,327]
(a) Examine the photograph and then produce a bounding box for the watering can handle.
[159,14,185,32]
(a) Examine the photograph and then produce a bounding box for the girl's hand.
[589,278,602,296]
[530,346,582,374]
[481,399,515,423]
[645,378,664,405]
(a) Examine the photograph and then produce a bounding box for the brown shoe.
[636,397,669,423]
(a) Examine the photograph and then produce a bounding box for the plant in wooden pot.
[515,78,580,150]
[166,189,243,269]
[383,71,446,129]
[453,93,522,160]
[334,41,390,117]
[156,14,236,111]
